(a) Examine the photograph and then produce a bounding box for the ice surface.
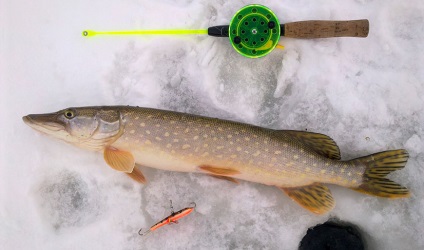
[1,0,424,249]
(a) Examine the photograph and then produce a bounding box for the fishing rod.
[83,4,369,58]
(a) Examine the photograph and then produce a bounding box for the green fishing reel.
[84,4,369,59]
[228,5,280,58]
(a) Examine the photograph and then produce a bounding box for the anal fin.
[208,174,239,184]
[126,166,147,184]
[279,183,335,215]
[104,146,135,173]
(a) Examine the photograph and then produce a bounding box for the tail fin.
[351,149,410,198]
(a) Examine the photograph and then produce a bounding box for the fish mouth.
[23,114,66,134]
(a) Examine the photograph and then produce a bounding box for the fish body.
[23,106,410,214]
[111,108,355,188]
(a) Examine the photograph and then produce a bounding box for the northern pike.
[23,106,410,214]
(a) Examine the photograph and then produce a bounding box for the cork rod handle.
[283,19,369,38]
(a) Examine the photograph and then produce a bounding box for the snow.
[1,0,424,249]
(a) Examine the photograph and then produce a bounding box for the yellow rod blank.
[82,29,208,37]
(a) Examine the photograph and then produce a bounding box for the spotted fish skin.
[23,106,411,214]
[111,107,359,187]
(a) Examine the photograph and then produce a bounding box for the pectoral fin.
[279,183,335,215]
[208,174,239,184]
[199,165,240,175]
[126,166,147,184]
[104,147,135,173]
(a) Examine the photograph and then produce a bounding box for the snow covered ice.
[1,0,424,249]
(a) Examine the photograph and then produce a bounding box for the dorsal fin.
[280,130,341,160]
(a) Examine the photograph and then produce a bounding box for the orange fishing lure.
[138,200,196,236]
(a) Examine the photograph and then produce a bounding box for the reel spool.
[229,5,280,58]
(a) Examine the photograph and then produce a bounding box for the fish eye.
[64,110,75,119]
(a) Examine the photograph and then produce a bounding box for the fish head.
[23,107,123,150]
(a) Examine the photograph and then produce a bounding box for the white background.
[1,0,423,249]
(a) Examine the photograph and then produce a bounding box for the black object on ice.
[299,220,365,250]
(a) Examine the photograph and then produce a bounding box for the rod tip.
[82,30,95,37]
